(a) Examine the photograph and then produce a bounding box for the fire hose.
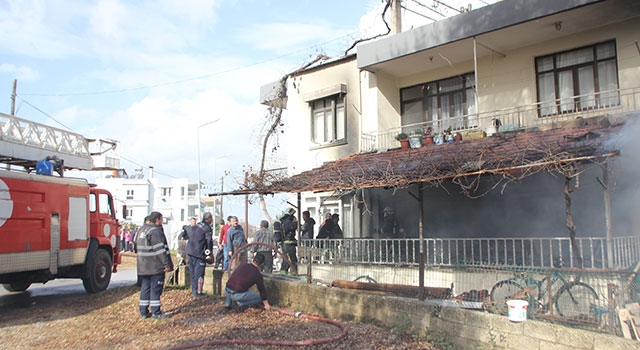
[169,307,348,349]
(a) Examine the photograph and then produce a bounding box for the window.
[311,94,346,145]
[126,208,133,219]
[99,193,114,217]
[126,189,134,200]
[535,40,619,117]
[400,73,476,132]
[161,187,172,197]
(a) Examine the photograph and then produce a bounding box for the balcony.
[362,87,640,152]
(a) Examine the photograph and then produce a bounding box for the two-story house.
[256,0,640,268]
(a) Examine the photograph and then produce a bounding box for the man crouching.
[224,254,271,313]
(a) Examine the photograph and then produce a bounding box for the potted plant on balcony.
[422,126,434,145]
[409,129,423,148]
[395,132,410,149]
[433,132,444,145]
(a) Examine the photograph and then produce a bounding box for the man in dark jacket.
[300,210,315,240]
[226,216,247,270]
[186,212,213,297]
[136,211,173,319]
[279,208,298,275]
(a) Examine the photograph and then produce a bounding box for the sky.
[0,0,497,224]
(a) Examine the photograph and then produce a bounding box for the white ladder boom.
[0,112,94,170]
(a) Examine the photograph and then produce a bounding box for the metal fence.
[299,236,640,270]
[294,236,640,337]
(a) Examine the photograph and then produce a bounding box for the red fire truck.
[0,113,121,293]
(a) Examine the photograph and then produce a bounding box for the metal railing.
[361,87,640,152]
[299,236,640,270]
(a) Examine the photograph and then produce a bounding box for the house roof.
[212,117,628,197]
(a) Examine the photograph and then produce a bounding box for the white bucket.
[506,300,528,322]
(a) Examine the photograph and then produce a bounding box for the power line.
[409,0,446,17]
[19,30,361,98]
[17,96,178,178]
[17,97,82,134]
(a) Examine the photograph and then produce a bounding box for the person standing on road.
[300,210,315,240]
[279,208,298,275]
[177,217,196,266]
[136,211,173,319]
[186,212,214,297]
[213,219,226,269]
[251,220,275,273]
[224,253,272,313]
[227,216,248,271]
[218,216,232,270]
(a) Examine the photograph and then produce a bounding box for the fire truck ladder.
[0,112,94,171]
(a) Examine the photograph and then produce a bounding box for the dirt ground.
[0,253,440,349]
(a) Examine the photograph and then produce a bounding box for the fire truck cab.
[0,112,121,293]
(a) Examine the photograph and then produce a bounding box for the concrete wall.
[182,267,639,349]
[264,277,639,350]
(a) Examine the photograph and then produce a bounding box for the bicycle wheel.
[490,280,524,315]
[554,282,599,321]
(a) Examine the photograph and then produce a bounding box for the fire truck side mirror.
[122,205,127,220]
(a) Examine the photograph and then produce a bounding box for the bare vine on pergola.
[244,120,621,267]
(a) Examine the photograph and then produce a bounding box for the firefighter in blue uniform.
[136,211,173,319]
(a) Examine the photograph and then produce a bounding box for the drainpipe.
[603,164,614,268]
[418,185,425,301]
[473,37,480,123]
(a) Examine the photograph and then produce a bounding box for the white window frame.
[535,40,619,117]
[310,93,346,146]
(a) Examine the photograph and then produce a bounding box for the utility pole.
[390,0,402,34]
[219,176,224,218]
[10,79,17,115]
[244,171,249,239]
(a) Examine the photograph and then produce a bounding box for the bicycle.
[489,261,599,321]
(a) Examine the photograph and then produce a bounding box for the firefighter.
[136,211,173,319]
[186,212,214,297]
[279,208,298,275]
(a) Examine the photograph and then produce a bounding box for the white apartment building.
[95,167,203,245]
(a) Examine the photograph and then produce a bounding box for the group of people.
[134,207,352,319]
[119,227,136,252]
[136,211,271,318]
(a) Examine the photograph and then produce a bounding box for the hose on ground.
[169,307,348,349]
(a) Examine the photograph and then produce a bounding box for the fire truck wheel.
[82,249,112,293]
[2,281,31,292]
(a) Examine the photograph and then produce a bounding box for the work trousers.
[255,251,273,273]
[222,244,230,270]
[280,244,298,274]
[188,256,206,296]
[139,273,165,317]
[214,246,224,269]
[230,245,248,271]
[224,286,262,308]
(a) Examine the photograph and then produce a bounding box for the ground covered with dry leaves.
[0,256,439,349]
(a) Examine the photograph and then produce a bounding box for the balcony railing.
[361,87,640,152]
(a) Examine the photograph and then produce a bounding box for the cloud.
[0,64,39,81]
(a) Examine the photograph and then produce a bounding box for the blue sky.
[0,0,495,223]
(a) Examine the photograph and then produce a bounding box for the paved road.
[0,268,138,311]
